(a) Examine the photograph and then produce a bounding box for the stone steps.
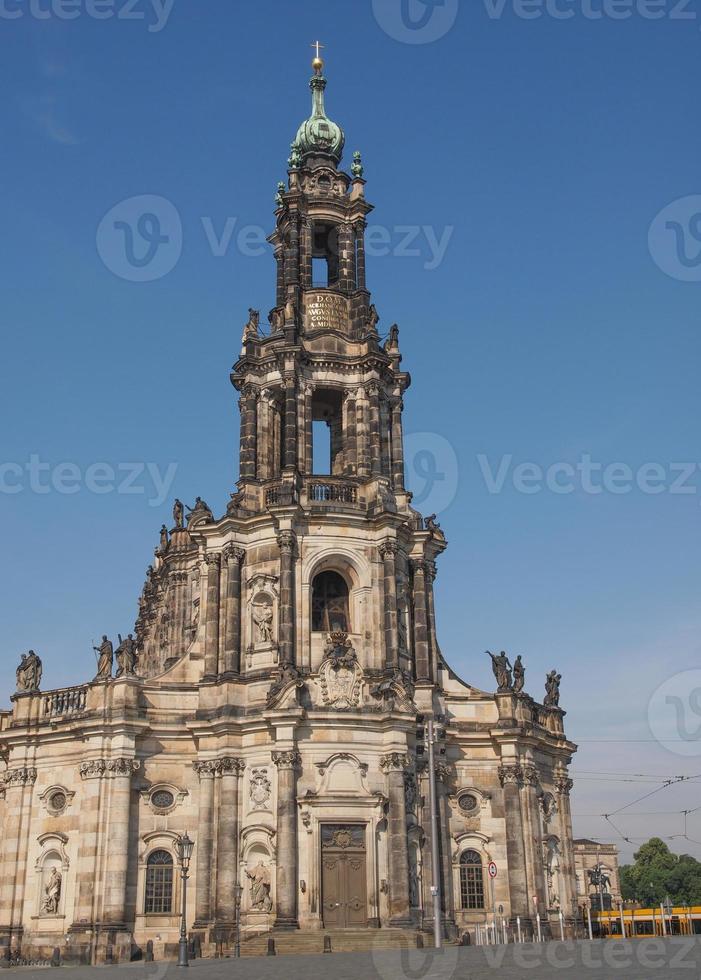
[233,928,429,958]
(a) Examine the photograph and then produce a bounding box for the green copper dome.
[294,69,345,167]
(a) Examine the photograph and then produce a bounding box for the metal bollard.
[267,937,276,956]
[323,936,332,954]
[145,940,154,963]
[51,947,61,968]
[416,932,424,949]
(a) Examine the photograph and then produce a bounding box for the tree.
[620,838,701,907]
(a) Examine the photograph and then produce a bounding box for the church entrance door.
[321,824,367,928]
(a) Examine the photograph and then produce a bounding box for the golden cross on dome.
[311,40,325,60]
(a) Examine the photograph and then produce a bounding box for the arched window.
[145,849,174,914]
[312,570,350,633]
[460,850,485,910]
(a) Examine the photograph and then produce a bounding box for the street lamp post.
[416,716,446,950]
[234,883,243,958]
[176,832,194,968]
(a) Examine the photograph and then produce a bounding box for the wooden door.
[321,825,367,928]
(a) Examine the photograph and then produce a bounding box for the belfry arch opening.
[312,389,344,475]
[311,570,350,633]
[312,222,340,287]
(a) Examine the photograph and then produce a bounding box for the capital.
[276,530,297,554]
[223,545,245,565]
[522,764,539,788]
[272,750,302,770]
[379,539,398,560]
[498,764,523,788]
[242,383,258,400]
[79,759,107,780]
[380,752,410,774]
[555,776,574,796]
[193,760,219,778]
[410,558,428,577]
[3,766,37,787]
[107,758,140,777]
[219,757,246,774]
[204,552,221,568]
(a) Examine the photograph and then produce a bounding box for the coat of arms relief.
[318,632,363,708]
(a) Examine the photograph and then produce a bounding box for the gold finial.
[311,40,325,74]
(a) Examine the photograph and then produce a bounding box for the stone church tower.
[0,54,577,963]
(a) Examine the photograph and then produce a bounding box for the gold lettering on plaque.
[305,292,348,332]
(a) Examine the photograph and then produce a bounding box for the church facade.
[0,55,577,963]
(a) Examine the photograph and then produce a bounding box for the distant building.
[0,54,579,963]
[573,839,621,909]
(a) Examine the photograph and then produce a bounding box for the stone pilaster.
[272,751,301,930]
[300,218,313,289]
[390,397,405,489]
[380,753,412,926]
[410,559,431,683]
[203,553,221,679]
[498,764,531,922]
[367,382,381,478]
[521,764,547,915]
[425,561,439,681]
[70,761,105,933]
[356,388,370,480]
[555,772,576,915]
[215,759,246,927]
[343,390,357,476]
[436,763,456,921]
[283,378,298,471]
[303,386,313,477]
[338,221,355,292]
[277,531,297,666]
[354,220,367,291]
[379,540,399,671]
[379,395,391,478]
[0,767,36,950]
[222,546,244,676]
[275,247,285,308]
[102,758,140,927]
[193,761,218,927]
[239,384,258,481]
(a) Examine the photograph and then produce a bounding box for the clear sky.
[1,0,700,863]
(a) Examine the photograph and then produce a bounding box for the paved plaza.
[5,938,701,980]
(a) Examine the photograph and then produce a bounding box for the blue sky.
[1,0,700,861]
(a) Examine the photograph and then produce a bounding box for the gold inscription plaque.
[305,291,349,332]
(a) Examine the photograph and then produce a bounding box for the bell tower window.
[312,389,344,475]
[312,222,339,287]
[312,570,350,633]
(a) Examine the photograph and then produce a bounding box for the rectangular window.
[313,420,332,475]
[145,865,174,914]
[460,866,485,910]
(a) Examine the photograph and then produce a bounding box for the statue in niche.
[397,607,408,652]
[115,634,137,677]
[269,307,285,332]
[253,599,274,645]
[284,293,296,324]
[409,850,420,908]
[16,651,42,693]
[367,304,380,334]
[42,868,62,915]
[512,655,525,694]
[246,863,272,912]
[93,636,114,679]
[173,499,184,529]
[544,670,562,707]
[488,651,513,693]
[545,839,561,909]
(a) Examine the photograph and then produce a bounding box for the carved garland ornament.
[380,752,410,774]
[3,767,37,787]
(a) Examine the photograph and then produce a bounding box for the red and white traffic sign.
[488,862,498,879]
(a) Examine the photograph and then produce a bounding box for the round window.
[49,791,67,814]
[151,790,175,810]
[458,792,478,815]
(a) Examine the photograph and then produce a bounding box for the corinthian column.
[0,767,36,950]
[193,761,218,927]
[555,771,576,916]
[367,382,381,477]
[216,759,245,927]
[222,547,244,676]
[103,758,140,926]
[203,553,221,679]
[277,531,297,666]
[239,385,258,481]
[498,764,530,922]
[379,540,399,671]
[71,761,105,931]
[426,560,439,681]
[380,753,412,926]
[272,751,301,930]
[521,764,547,915]
[410,559,431,683]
